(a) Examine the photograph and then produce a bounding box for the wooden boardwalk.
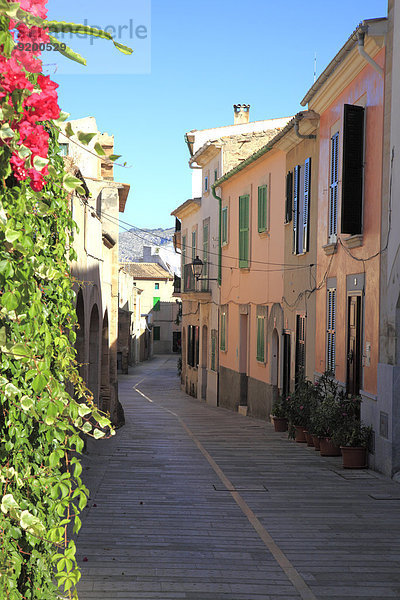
[76,356,400,600]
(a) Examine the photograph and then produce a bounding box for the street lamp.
[191,255,204,280]
[190,256,218,282]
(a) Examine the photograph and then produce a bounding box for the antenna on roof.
[313,52,317,83]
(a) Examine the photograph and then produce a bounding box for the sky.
[47,0,388,231]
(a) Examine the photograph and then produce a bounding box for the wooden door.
[346,296,361,396]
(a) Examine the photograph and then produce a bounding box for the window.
[211,329,218,371]
[155,283,159,290]
[256,316,265,362]
[153,326,160,341]
[204,176,209,192]
[191,230,196,261]
[59,143,69,156]
[220,307,227,351]
[239,195,249,268]
[329,132,339,240]
[187,325,199,367]
[214,169,218,182]
[182,235,186,270]
[221,206,228,245]
[202,222,209,289]
[295,314,306,384]
[153,297,160,311]
[257,185,268,233]
[292,165,299,254]
[293,158,311,255]
[285,171,293,223]
[327,288,336,374]
[341,104,365,235]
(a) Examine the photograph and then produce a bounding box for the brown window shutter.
[341,104,365,235]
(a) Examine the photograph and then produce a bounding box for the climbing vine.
[0,1,132,598]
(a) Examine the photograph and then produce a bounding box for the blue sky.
[48,0,388,230]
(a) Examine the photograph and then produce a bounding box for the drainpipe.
[294,113,316,140]
[211,184,222,286]
[357,30,383,77]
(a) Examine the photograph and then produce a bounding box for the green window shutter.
[221,207,228,244]
[203,223,209,278]
[239,195,249,268]
[153,326,160,341]
[293,165,300,254]
[192,231,196,260]
[256,316,265,362]
[211,331,216,371]
[220,311,226,351]
[182,235,186,267]
[153,297,160,311]
[258,185,267,233]
[302,158,311,253]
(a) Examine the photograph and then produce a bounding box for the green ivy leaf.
[32,155,49,171]
[0,123,14,140]
[93,428,104,439]
[1,291,20,310]
[65,122,75,138]
[94,142,106,156]
[5,228,21,243]
[32,373,48,393]
[77,132,96,146]
[9,343,30,359]
[20,395,33,411]
[1,493,20,516]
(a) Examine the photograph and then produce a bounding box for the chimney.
[234,104,250,125]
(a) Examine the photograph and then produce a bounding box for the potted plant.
[309,374,361,457]
[286,377,316,443]
[271,396,289,432]
[332,421,372,469]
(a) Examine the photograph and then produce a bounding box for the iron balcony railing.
[183,263,210,293]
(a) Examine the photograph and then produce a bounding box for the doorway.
[282,332,291,397]
[346,295,362,396]
[201,325,208,400]
[271,328,279,387]
[239,313,248,406]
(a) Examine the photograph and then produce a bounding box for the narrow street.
[76,356,400,600]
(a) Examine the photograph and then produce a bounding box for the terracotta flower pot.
[341,446,367,469]
[312,435,321,451]
[303,430,314,447]
[294,425,307,443]
[319,437,341,456]
[272,417,288,432]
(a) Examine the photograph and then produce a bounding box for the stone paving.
[76,356,400,600]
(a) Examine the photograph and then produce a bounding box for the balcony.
[183,263,210,293]
[173,218,182,252]
[173,274,181,294]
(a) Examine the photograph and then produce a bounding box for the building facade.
[121,262,181,355]
[173,108,291,406]
[62,116,130,426]
[378,0,400,477]
[215,131,287,418]
[301,20,386,464]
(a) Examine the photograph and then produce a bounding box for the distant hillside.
[119,227,174,262]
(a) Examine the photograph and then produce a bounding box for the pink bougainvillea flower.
[10,153,28,181]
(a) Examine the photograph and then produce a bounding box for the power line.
[99,208,311,275]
